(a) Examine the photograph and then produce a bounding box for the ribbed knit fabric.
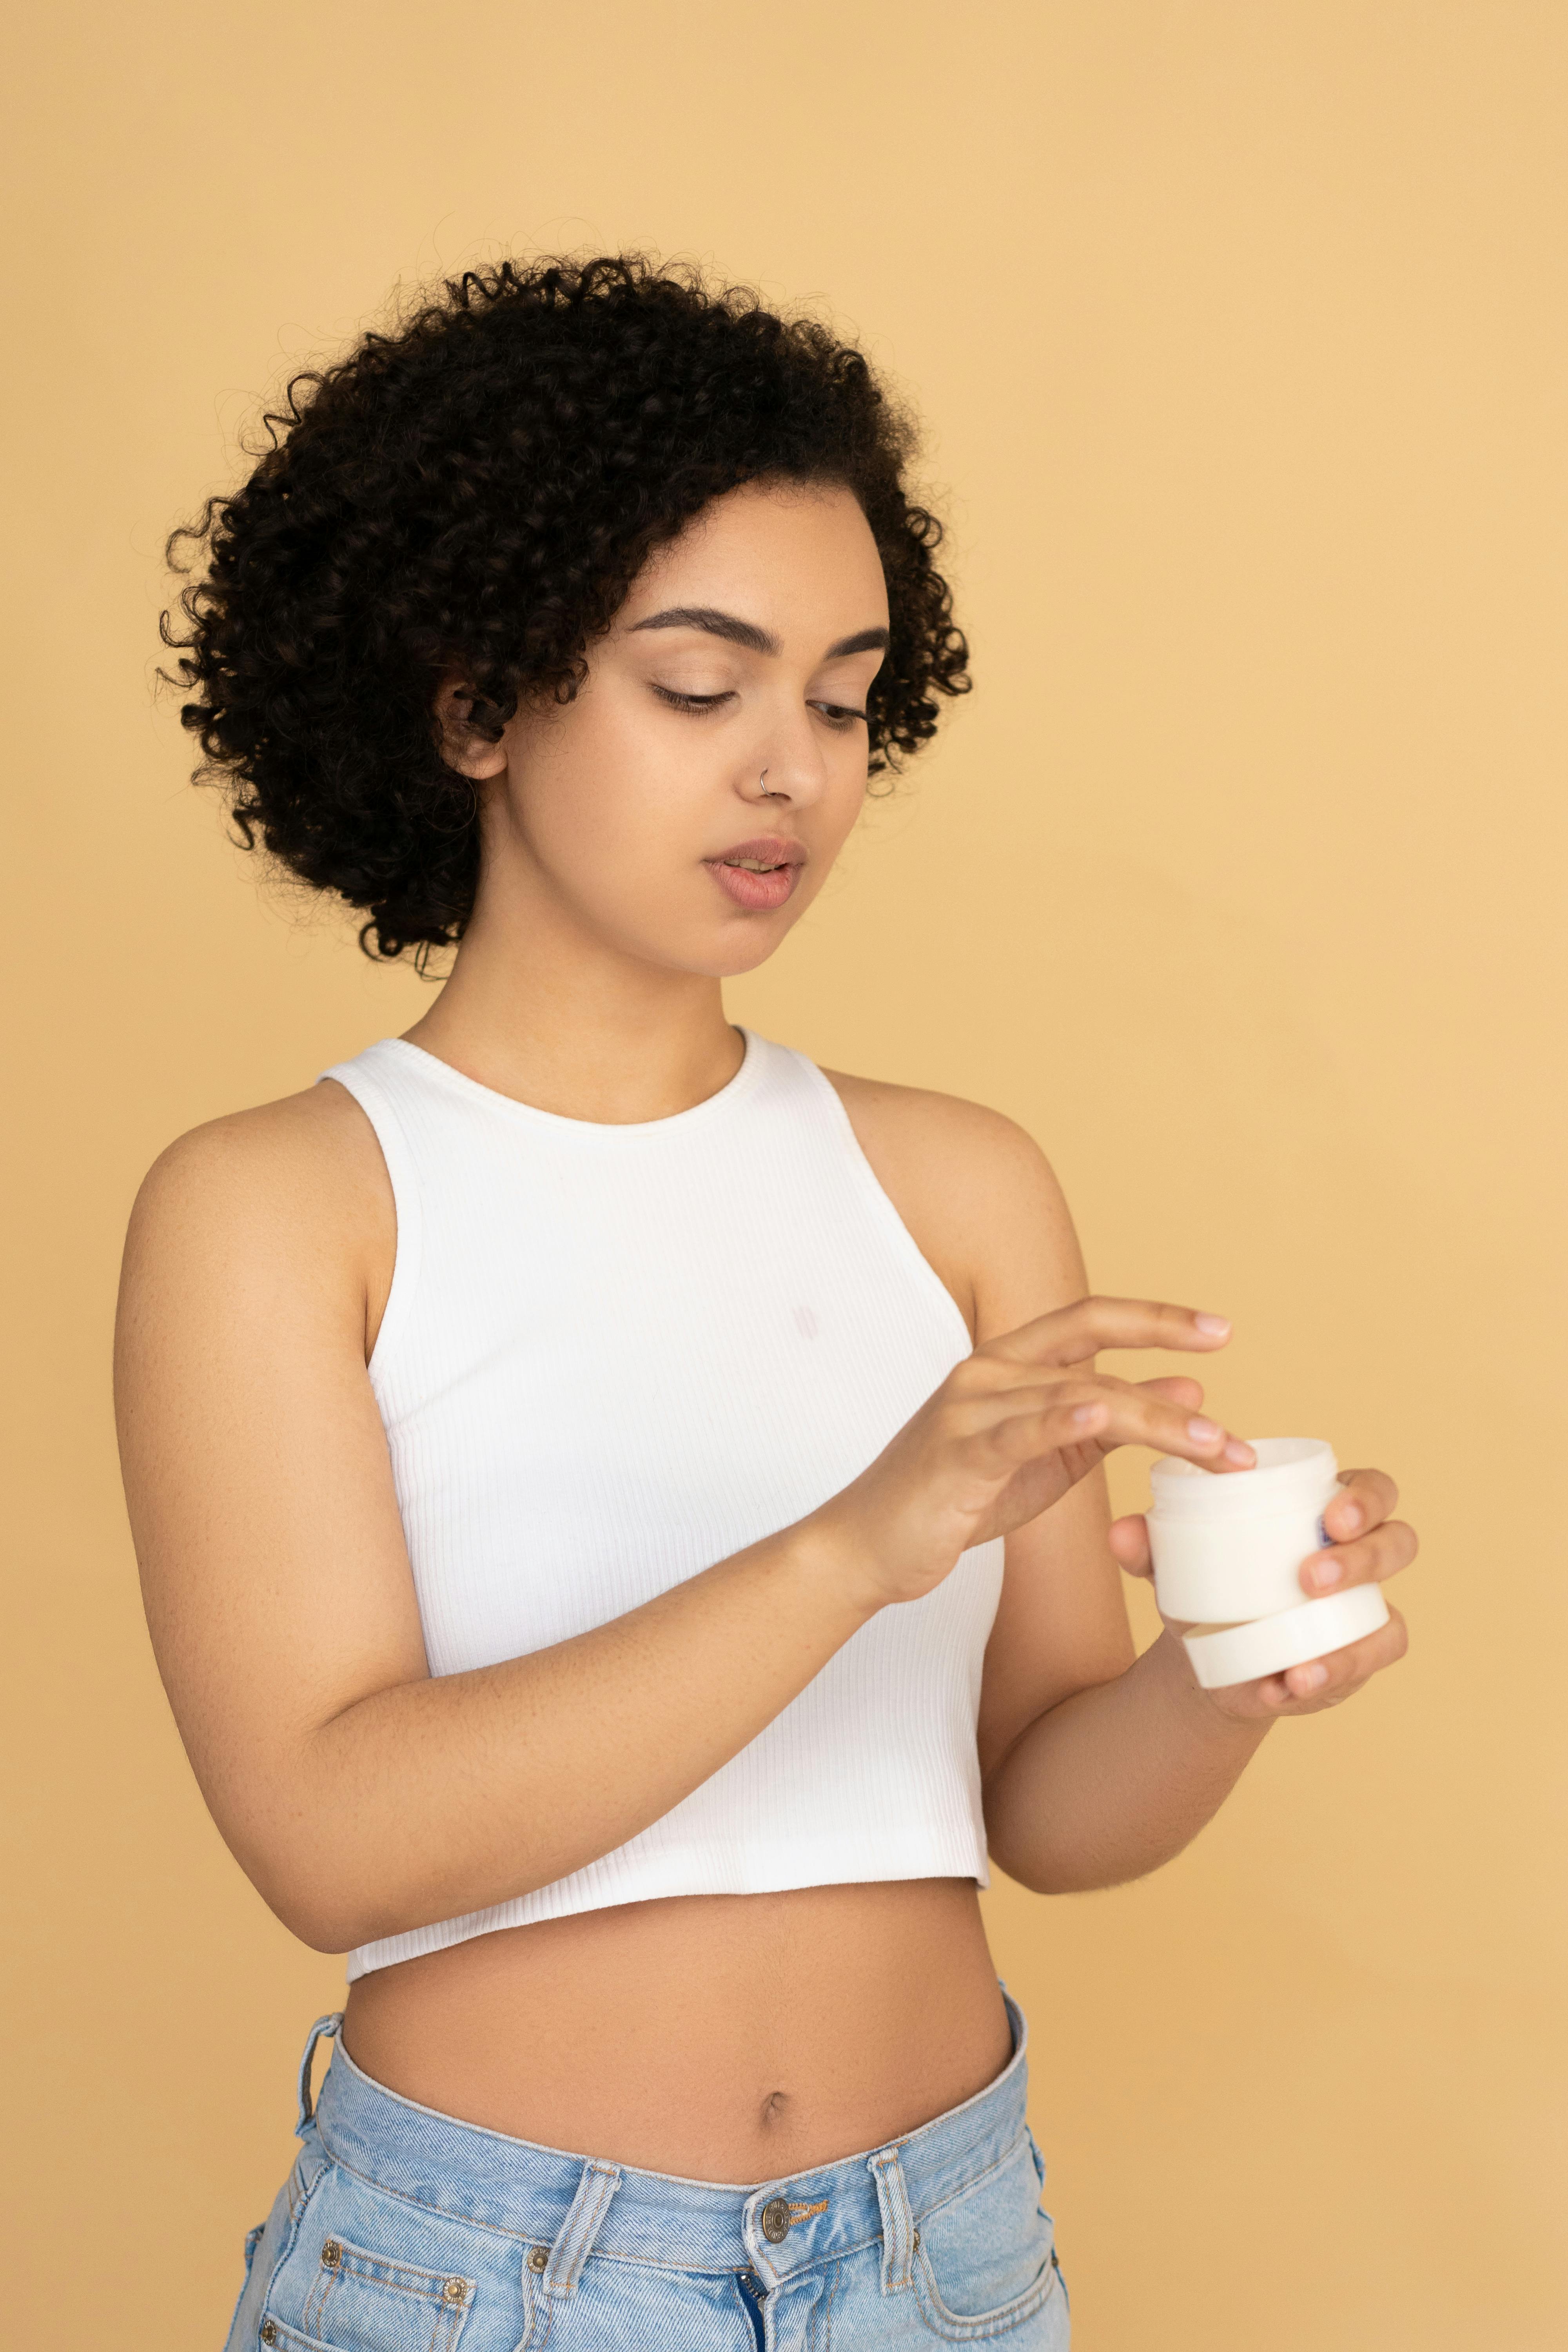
[320,1027,1003,1981]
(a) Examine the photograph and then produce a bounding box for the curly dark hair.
[162,254,972,961]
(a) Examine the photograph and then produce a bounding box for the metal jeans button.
[760,2196,792,2243]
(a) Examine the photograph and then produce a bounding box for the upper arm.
[114,1083,423,1942]
[823,1072,1136,1792]
[962,1114,1137,1782]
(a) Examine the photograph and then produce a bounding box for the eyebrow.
[627,605,889,661]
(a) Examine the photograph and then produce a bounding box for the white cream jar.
[1147,1437,1388,1689]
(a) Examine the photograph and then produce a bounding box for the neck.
[399,853,744,1126]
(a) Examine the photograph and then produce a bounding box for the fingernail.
[1187,1417,1222,1443]
[1223,1439,1255,1467]
[1310,1557,1344,1590]
[1295,1662,1329,1691]
[1336,1502,1363,1535]
[1073,1403,1105,1426]
[1193,1313,1230,1337]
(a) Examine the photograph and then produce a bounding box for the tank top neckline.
[377,1023,768,1140]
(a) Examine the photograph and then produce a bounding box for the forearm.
[982,1626,1272,1894]
[271,1517,871,1951]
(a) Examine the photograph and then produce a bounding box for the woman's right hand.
[811,1297,1255,1613]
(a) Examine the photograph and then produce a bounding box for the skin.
[116,480,1416,2183]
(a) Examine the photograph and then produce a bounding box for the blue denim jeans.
[224,1983,1069,2350]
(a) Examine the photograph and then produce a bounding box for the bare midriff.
[339,1877,1013,2183]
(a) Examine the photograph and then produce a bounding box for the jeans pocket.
[912,2130,1063,2342]
[281,2230,476,2352]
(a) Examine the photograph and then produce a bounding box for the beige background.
[4,3,1564,2345]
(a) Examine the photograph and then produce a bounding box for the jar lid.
[1148,1436,1337,1519]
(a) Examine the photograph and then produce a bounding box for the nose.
[737,700,834,807]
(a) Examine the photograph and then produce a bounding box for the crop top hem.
[345,1827,992,1980]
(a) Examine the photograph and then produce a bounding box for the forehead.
[620,480,887,636]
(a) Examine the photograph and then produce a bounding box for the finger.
[984,1297,1233,1372]
[1320,1466,1400,1544]
[1299,1516,1419,1598]
[1137,1376,1206,1412]
[1108,1514,1152,1576]
[1076,1384,1255,1471]
[1275,1603,1409,1704]
[1209,1605,1410,1719]
[979,1382,1255,1474]
[957,1383,1130,1466]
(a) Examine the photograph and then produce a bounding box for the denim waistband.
[303,1983,1030,2288]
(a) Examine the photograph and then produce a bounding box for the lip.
[702,835,808,913]
[706,835,809,868]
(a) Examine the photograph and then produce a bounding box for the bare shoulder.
[818,1066,1087,1343]
[120,1076,394,1350]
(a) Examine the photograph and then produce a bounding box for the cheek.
[520,707,703,873]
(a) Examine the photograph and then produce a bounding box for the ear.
[433,675,510,780]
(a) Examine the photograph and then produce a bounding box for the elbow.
[225,1783,423,1954]
[984,1809,1165,1897]
[987,1849,1138,1898]
[986,1831,1188,1898]
[983,1811,1063,1895]
[283,1909,353,1957]
[252,1866,358,1956]
[985,1839,1074,1897]
[249,1855,478,1957]
[980,1780,1058,1895]
[235,1831,367,1955]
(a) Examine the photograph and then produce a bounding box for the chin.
[671,935,788,982]
[619,903,799,980]
[717,934,791,978]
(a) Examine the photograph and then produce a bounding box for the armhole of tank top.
[790,1051,976,1359]
[315,1060,423,1388]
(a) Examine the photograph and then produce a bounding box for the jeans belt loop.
[294,2012,344,2138]
[867,2145,916,2294]
[541,2159,623,2298]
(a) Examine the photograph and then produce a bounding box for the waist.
[314,1985,1030,2282]
[337,1880,1013,2180]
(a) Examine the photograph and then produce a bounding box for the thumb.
[1109,1512,1153,1578]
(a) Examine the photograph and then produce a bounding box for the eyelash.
[652,685,866,730]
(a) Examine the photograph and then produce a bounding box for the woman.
[119,256,1415,2351]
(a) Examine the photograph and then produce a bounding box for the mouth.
[702,835,808,912]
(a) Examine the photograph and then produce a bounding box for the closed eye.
[652,685,735,713]
[653,682,869,724]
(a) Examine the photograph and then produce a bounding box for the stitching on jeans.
[524,2259,552,2352]
[911,2230,1062,2343]
[731,2269,764,2352]
[312,2232,476,2303]
[315,2139,891,2274]
[911,2129,1028,2232]
[313,2125,1033,2293]
[809,2252,840,2352]
[256,2158,333,2337]
[547,2164,619,2298]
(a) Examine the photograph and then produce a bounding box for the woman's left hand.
[1109,1464,1417,1719]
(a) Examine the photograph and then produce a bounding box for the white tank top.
[321,1027,1003,1980]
